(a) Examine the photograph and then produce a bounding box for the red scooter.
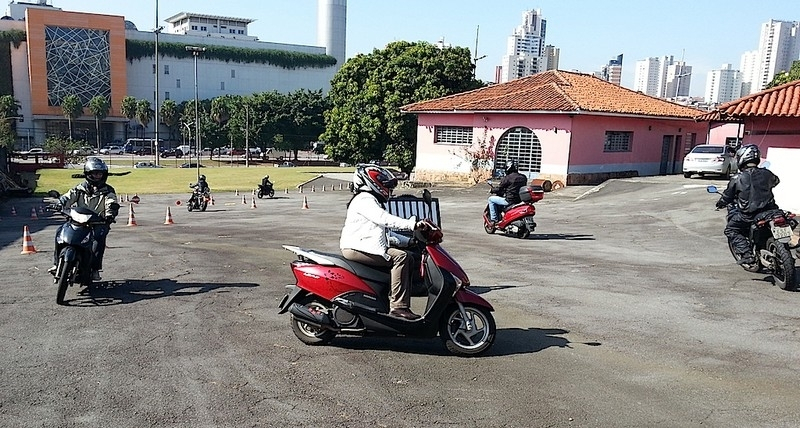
[483,181,544,238]
[278,190,496,357]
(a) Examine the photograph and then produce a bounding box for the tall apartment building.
[633,55,692,99]
[596,54,623,85]
[753,20,800,93]
[544,45,559,71]
[704,64,742,105]
[499,9,548,83]
[739,50,759,96]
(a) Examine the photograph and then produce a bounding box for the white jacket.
[340,192,417,259]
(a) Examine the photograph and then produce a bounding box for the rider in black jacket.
[715,144,780,265]
[488,160,528,224]
[189,175,210,204]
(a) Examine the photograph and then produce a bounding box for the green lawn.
[35,163,352,195]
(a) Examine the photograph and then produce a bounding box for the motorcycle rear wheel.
[439,304,496,357]
[767,238,796,291]
[290,297,337,345]
[55,257,76,305]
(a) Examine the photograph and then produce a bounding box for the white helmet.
[352,164,398,203]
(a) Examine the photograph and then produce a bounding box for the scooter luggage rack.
[386,194,441,233]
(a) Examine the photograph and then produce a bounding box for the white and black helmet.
[735,144,760,169]
[83,157,109,186]
[352,163,398,203]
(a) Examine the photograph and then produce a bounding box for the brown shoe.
[390,308,421,320]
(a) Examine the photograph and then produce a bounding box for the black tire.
[767,238,796,291]
[483,221,495,234]
[257,190,264,199]
[683,172,692,178]
[290,297,337,345]
[55,257,75,305]
[439,305,496,356]
[187,202,193,212]
[518,226,530,239]
[200,200,208,212]
[268,189,275,198]
[728,240,761,272]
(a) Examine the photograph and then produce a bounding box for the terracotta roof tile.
[402,70,704,119]
[702,79,800,120]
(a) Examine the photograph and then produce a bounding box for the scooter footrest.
[333,298,378,313]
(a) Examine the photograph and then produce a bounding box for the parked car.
[133,161,162,168]
[99,145,123,155]
[19,148,49,160]
[135,146,154,156]
[71,146,94,156]
[683,145,736,178]
[180,162,204,168]
[277,161,296,167]
[160,148,176,158]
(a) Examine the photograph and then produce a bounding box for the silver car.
[683,145,736,178]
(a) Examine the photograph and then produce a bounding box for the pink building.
[402,70,709,186]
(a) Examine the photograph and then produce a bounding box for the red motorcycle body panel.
[456,287,494,310]
[290,261,376,301]
[498,203,536,227]
[426,244,469,285]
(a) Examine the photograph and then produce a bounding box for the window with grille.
[494,126,542,176]
[604,131,633,152]
[434,126,473,145]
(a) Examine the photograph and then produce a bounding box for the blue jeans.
[488,196,509,222]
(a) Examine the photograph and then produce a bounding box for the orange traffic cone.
[301,196,309,210]
[298,186,303,194]
[164,207,174,225]
[30,207,38,220]
[252,189,256,196]
[339,183,343,190]
[210,196,215,206]
[250,198,257,209]
[130,194,140,204]
[285,188,289,194]
[311,185,315,192]
[11,206,17,216]
[20,225,37,254]
[322,185,326,192]
[235,189,239,196]
[242,195,247,204]
[126,204,137,226]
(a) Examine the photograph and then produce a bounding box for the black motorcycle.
[187,187,209,212]
[708,185,799,290]
[257,182,275,199]
[48,205,109,305]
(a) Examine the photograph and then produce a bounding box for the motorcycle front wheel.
[268,189,275,198]
[257,190,264,199]
[55,257,76,305]
[767,238,796,291]
[439,304,496,357]
[290,296,337,345]
[200,200,208,212]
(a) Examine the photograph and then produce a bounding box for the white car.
[683,145,737,178]
[133,161,162,168]
[100,145,123,155]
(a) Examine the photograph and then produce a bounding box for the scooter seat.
[301,249,391,284]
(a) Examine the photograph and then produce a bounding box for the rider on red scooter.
[340,164,426,320]
[487,159,527,226]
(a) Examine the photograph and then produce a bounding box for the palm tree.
[61,94,83,142]
[160,99,179,142]
[120,96,138,139]
[88,95,110,152]
[135,99,153,139]
[0,95,21,150]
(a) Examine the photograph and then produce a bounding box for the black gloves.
[715,198,728,209]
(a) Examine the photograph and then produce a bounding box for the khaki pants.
[341,248,411,310]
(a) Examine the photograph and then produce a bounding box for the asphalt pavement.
[1,175,799,427]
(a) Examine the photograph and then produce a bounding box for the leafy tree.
[61,94,83,142]
[43,135,81,165]
[767,60,800,89]
[87,95,110,152]
[321,41,484,171]
[135,99,153,138]
[274,89,328,160]
[0,95,21,149]
[159,99,179,142]
[121,96,138,140]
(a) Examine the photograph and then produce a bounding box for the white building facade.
[704,64,742,105]
[499,9,547,83]
[633,55,692,99]
[754,19,800,93]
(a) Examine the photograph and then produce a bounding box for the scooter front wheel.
[439,304,496,357]
[55,257,76,305]
[290,297,337,345]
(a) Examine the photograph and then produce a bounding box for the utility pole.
[473,25,487,79]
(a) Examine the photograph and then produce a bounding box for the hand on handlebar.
[715,198,728,209]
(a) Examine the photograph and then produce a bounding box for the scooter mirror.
[422,189,432,220]
[706,185,718,193]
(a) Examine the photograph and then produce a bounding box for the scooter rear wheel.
[290,297,337,345]
[440,304,496,357]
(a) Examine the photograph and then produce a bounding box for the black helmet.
[735,144,760,169]
[353,163,398,203]
[505,159,518,175]
[199,175,206,181]
[83,157,109,186]
[264,175,269,180]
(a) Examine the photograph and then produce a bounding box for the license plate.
[771,225,792,240]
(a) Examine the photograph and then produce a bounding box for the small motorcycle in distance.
[482,181,544,239]
[707,185,799,290]
[257,182,275,199]
[187,187,210,212]
[46,203,109,305]
[278,189,496,357]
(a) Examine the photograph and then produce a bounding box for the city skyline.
[26,1,800,96]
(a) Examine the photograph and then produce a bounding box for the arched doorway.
[493,126,542,178]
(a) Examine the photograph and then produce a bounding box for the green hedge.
[126,39,337,69]
[0,29,27,48]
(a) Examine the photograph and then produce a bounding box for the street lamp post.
[244,104,249,168]
[186,46,206,180]
[153,0,163,166]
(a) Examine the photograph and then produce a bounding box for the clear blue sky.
[65,0,796,96]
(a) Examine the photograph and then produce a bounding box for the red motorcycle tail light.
[773,216,786,226]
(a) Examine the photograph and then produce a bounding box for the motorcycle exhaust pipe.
[288,303,334,329]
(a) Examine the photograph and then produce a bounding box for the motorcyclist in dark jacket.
[189,175,210,204]
[260,175,273,189]
[488,159,528,224]
[715,144,780,265]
